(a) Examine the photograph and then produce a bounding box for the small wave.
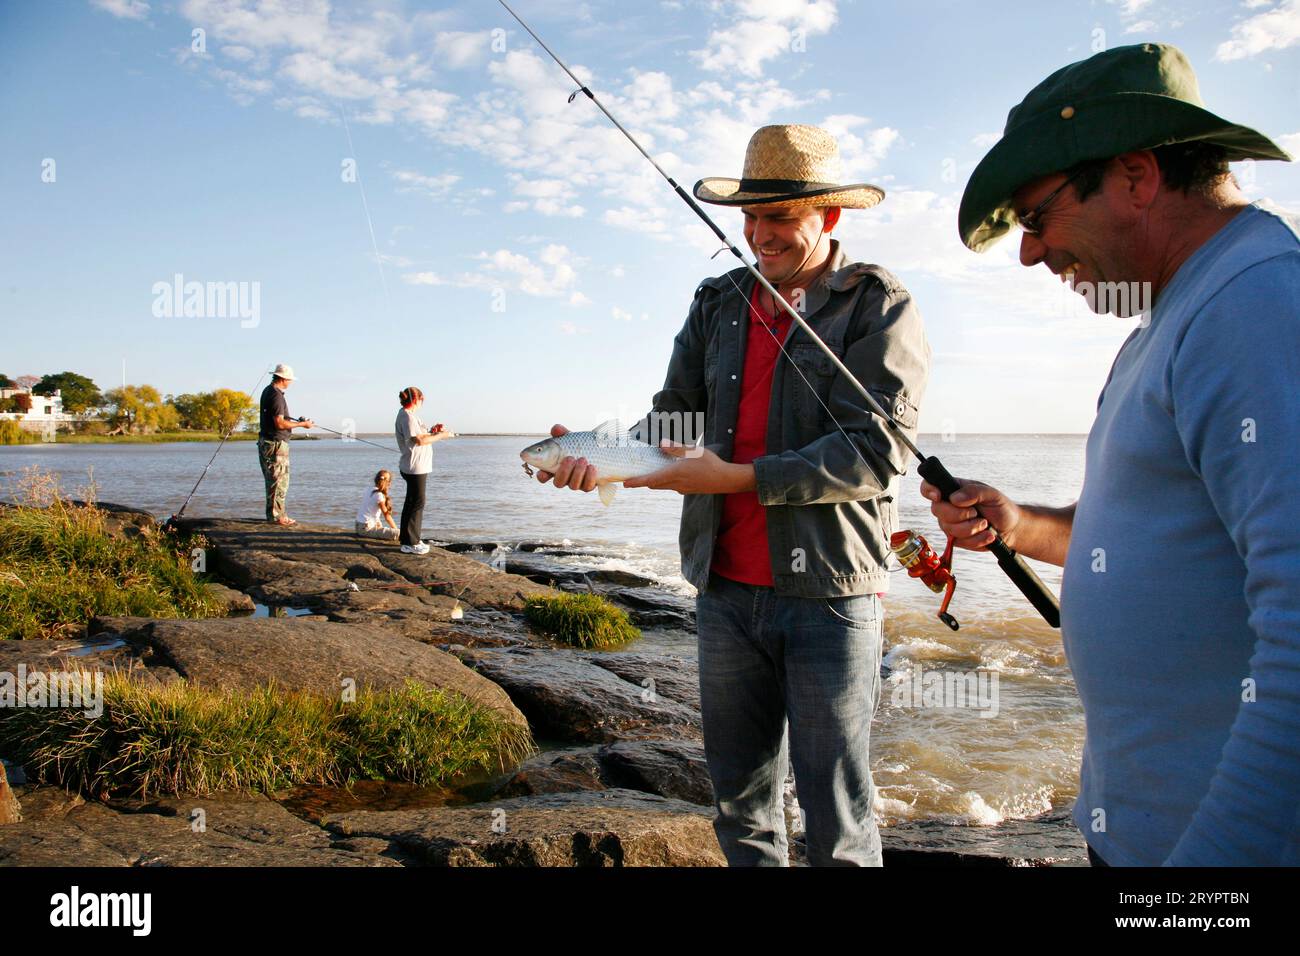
[882,638,956,670]
[953,791,1006,826]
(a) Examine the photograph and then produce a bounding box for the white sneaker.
[400,542,430,555]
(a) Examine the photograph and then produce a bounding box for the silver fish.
[520,420,678,506]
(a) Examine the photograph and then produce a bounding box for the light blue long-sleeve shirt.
[1061,201,1300,866]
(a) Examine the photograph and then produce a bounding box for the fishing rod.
[170,370,269,524]
[498,0,1060,628]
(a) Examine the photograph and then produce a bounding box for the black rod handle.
[917,456,1061,629]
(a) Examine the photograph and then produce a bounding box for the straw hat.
[694,124,885,209]
[271,363,295,381]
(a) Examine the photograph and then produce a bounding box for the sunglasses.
[1017,167,1087,236]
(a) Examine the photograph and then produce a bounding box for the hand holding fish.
[623,442,756,496]
[531,424,599,493]
[520,420,737,505]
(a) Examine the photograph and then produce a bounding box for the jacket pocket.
[789,344,837,424]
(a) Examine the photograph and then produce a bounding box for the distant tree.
[0,374,14,388]
[33,371,103,414]
[170,393,206,430]
[207,389,256,434]
[14,376,39,390]
[14,393,32,413]
[167,390,255,433]
[105,385,178,434]
[0,396,17,413]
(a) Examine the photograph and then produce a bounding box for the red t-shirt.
[711,282,791,586]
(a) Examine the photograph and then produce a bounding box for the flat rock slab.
[0,790,403,867]
[323,788,724,866]
[172,519,554,624]
[0,635,179,688]
[500,740,713,806]
[451,646,701,743]
[88,616,526,728]
[880,809,1088,867]
[578,652,700,713]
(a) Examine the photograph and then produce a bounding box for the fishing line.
[337,100,391,309]
[711,238,881,482]
[498,0,1061,627]
[171,368,268,522]
[310,422,399,453]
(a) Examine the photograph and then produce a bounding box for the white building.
[0,387,70,437]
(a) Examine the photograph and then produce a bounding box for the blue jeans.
[696,572,885,866]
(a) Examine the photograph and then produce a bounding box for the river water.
[1,433,1086,826]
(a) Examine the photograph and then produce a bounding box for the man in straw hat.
[258,363,314,526]
[924,43,1299,865]
[536,124,930,865]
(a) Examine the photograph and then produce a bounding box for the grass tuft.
[0,470,227,639]
[524,592,640,649]
[0,673,534,798]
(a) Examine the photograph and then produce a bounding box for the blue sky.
[3,0,1297,434]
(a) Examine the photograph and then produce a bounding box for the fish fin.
[598,482,617,507]
[591,419,624,447]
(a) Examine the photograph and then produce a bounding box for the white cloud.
[1277,131,1300,155]
[402,272,445,286]
[1124,19,1157,33]
[476,244,586,299]
[1216,0,1300,60]
[434,31,489,70]
[389,167,461,198]
[693,0,839,78]
[971,132,1001,149]
[604,205,672,239]
[612,306,633,321]
[91,0,150,19]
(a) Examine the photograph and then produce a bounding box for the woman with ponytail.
[393,386,455,554]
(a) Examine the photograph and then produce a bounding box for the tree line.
[0,371,255,435]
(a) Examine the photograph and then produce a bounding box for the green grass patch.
[0,673,535,798]
[524,592,640,649]
[0,483,227,640]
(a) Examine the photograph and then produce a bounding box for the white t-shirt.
[395,408,433,475]
[356,488,388,528]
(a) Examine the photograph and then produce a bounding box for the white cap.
[271,363,295,381]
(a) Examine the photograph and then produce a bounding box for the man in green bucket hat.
[924,43,1299,866]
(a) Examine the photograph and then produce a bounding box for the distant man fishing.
[533,125,930,866]
[257,363,314,526]
[927,44,1299,865]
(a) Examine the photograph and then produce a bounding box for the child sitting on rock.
[355,470,400,541]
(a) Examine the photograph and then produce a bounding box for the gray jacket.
[638,241,930,597]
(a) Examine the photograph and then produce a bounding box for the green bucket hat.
[959,43,1291,253]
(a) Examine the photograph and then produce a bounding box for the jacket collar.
[711,239,868,321]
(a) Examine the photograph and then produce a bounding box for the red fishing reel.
[890,530,959,631]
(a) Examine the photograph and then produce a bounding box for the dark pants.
[398,471,426,545]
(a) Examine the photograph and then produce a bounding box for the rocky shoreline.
[0,507,1087,867]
